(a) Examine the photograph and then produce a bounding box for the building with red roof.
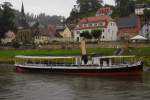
[116,16,141,40]
[74,15,118,41]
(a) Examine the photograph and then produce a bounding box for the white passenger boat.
[15,55,143,75]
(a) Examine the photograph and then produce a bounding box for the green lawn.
[0,48,116,64]
[123,48,150,56]
[0,48,116,58]
[122,48,150,66]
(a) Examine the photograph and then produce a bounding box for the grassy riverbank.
[122,48,150,66]
[0,48,116,64]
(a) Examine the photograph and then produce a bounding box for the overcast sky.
[0,0,115,17]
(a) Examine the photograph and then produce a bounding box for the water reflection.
[0,65,150,100]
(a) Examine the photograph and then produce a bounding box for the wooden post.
[81,39,87,55]
[80,38,88,64]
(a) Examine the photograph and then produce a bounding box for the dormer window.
[99,22,104,26]
[83,24,87,27]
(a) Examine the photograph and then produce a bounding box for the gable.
[62,27,72,38]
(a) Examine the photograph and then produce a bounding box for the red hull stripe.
[72,71,143,76]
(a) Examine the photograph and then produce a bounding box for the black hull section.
[16,65,143,76]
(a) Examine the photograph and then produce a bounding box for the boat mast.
[80,38,88,64]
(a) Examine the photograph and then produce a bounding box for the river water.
[0,65,150,100]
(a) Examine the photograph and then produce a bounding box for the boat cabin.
[92,56,136,67]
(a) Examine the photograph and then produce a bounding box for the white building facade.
[141,22,150,39]
[101,21,118,41]
[135,4,150,39]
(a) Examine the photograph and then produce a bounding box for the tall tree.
[67,0,102,25]
[114,0,135,17]
[0,2,17,39]
[135,0,150,4]
[77,0,102,17]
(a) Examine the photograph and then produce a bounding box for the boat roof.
[15,55,135,59]
[94,56,135,59]
[15,55,77,59]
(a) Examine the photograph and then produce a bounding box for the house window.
[102,36,105,39]
[111,22,113,26]
[77,31,80,34]
[97,23,99,26]
[86,24,89,27]
[88,23,93,27]
[94,23,98,26]
[77,37,79,42]
[99,22,105,26]
[99,22,103,26]
[79,25,82,27]
[83,24,87,27]
[102,29,104,32]
[120,37,125,40]
[92,23,95,26]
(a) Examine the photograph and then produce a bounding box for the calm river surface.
[0,65,150,100]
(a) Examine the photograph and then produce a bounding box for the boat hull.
[15,65,143,76]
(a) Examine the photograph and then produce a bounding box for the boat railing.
[19,61,140,68]
[24,63,101,67]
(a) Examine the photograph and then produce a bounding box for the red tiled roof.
[75,26,102,30]
[74,16,112,30]
[79,15,112,24]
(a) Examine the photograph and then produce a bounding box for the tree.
[135,0,150,5]
[67,0,102,25]
[144,9,150,20]
[0,2,17,39]
[67,5,80,24]
[77,0,102,17]
[91,29,102,42]
[114,0,135,17]
[14,11,65,27]
[114,0,150,18]
[80,31,92,40]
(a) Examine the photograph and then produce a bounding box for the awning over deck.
[15,55,77,59]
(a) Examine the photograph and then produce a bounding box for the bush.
[12,41,20,49]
